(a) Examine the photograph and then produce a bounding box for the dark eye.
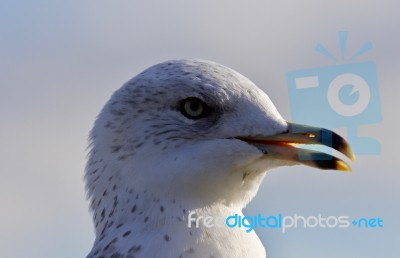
[179,97,211,119]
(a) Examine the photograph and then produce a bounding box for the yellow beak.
[237,122,355,172]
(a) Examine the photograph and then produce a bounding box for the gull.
[84,59,354,258]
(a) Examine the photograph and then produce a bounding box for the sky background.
[1,1,399,257]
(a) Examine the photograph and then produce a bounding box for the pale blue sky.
[1,1,399,257]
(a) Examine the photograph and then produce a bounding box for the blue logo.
[286,31,382,154]
[187,212,384,233]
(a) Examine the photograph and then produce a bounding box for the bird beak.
[237,122,355,172]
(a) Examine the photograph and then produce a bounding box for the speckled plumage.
[85,59,290,258]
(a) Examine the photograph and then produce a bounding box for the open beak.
[237,122,355,172]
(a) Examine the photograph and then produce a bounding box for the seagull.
[84,59,354,258]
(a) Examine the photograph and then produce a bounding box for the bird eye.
[179,97,211,119]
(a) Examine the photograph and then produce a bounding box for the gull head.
[85,59,354,257]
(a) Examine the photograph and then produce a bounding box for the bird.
[84,59,354,258]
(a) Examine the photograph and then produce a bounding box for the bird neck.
[92,182,234,238]
[87,187,266,258]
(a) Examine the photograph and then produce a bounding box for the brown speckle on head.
[103,237,118,251]
[164,234,170,242]
[128,245,141,254]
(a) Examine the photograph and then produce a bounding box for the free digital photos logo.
[286,31,382,155]
[187,212,384,234]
